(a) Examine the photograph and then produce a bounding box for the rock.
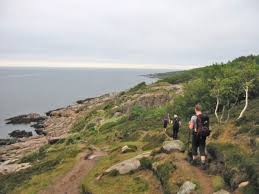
[0,162,31,175]
[0,138,18,146]
[121,145,137,153]
[31,122,45,129]
[162,140,185,153]
[5,113,47,124]
[8,130,32,138]
[46,108,63,116]
[76,97,94,104]
[177,181,196,194]
[238,181,249,188]
[35,129,48,136]
[48,137,65,144]
[105,152,151,175]
[213,189,230,194]
[114,112,122,117]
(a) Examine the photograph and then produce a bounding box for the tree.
[236,62,257,120]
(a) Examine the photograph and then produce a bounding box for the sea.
[0,67,169,138]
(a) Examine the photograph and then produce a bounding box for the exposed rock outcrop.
[35,129,48,136]
[5,113,47,124]
[0,162,31,175]
[8,130,32,138]
[0,138,19,146]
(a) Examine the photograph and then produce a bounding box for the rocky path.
[39,150,106,194]
[174,152,214,194]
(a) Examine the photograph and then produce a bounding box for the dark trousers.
[192,132,206,156]
[172,128,179,139]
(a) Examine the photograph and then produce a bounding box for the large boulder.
[213,189,230,194]
[8,130,32,138]
[162,140,185,153]
[105,152,151,175]
[177,181,196,194]
[5,113,47,124]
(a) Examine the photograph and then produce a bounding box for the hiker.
[172,114,181,139]
[189,104,210,169]
[162,113,170,132]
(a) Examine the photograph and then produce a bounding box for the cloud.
[0,0,259,68]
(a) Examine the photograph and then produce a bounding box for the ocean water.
[0,67,167,138]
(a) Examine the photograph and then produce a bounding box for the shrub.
[155,161,176,194]
[140,157,153,170]
[128,82,146,93]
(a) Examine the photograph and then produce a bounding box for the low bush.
[140,157,153,170]
[154,161,176,194]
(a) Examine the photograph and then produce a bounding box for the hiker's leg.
[192,133,198,160]
[172,128,176,139]
[199,137,206,164]
[175,128,179,139]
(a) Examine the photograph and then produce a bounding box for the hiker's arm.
[189,116,197,132]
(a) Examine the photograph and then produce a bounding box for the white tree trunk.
[237,86,249,120]
[220,105,225,123]
[215,96,220,123]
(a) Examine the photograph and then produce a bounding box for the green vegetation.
[212,176,225,191]
[0,144,80,194]
[155,161,176,194]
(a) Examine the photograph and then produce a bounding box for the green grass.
[0,144,81,194]
[212,176,225,191]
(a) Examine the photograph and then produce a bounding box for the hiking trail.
[174,152,214,194]
[39,150,106,194]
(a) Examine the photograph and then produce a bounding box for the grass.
[0,144,81,194]
[154,161,176,194]
[81,150,159,194]
[212,176,225,191]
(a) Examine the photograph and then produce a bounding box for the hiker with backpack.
[162,113,170,132]
[189,104,210,169]
[172,114,181,139]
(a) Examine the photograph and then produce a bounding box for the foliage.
[128,82,146,93]
[155,161,176,194]
[140,157,153,170]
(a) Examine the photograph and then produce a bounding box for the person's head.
[174,114,178,118]
[195,104,202,114]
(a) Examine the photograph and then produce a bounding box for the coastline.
[0,91,119,174]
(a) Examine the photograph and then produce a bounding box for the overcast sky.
[0,0,259,69]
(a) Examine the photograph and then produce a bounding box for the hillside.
[0,55,259,194]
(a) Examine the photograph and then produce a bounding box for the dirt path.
[174,152,214,194]
[39,150,106,194]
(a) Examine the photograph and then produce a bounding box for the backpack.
[173,118,180,129]
[196,114,210,137]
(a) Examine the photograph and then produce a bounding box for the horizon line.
[0,60,198,70]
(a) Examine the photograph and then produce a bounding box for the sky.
[0,0,259,69]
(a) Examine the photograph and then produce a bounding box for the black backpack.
[173,118,180,129]
[196,114,210,137]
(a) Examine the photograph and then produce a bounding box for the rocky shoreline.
[0,92,118,175]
